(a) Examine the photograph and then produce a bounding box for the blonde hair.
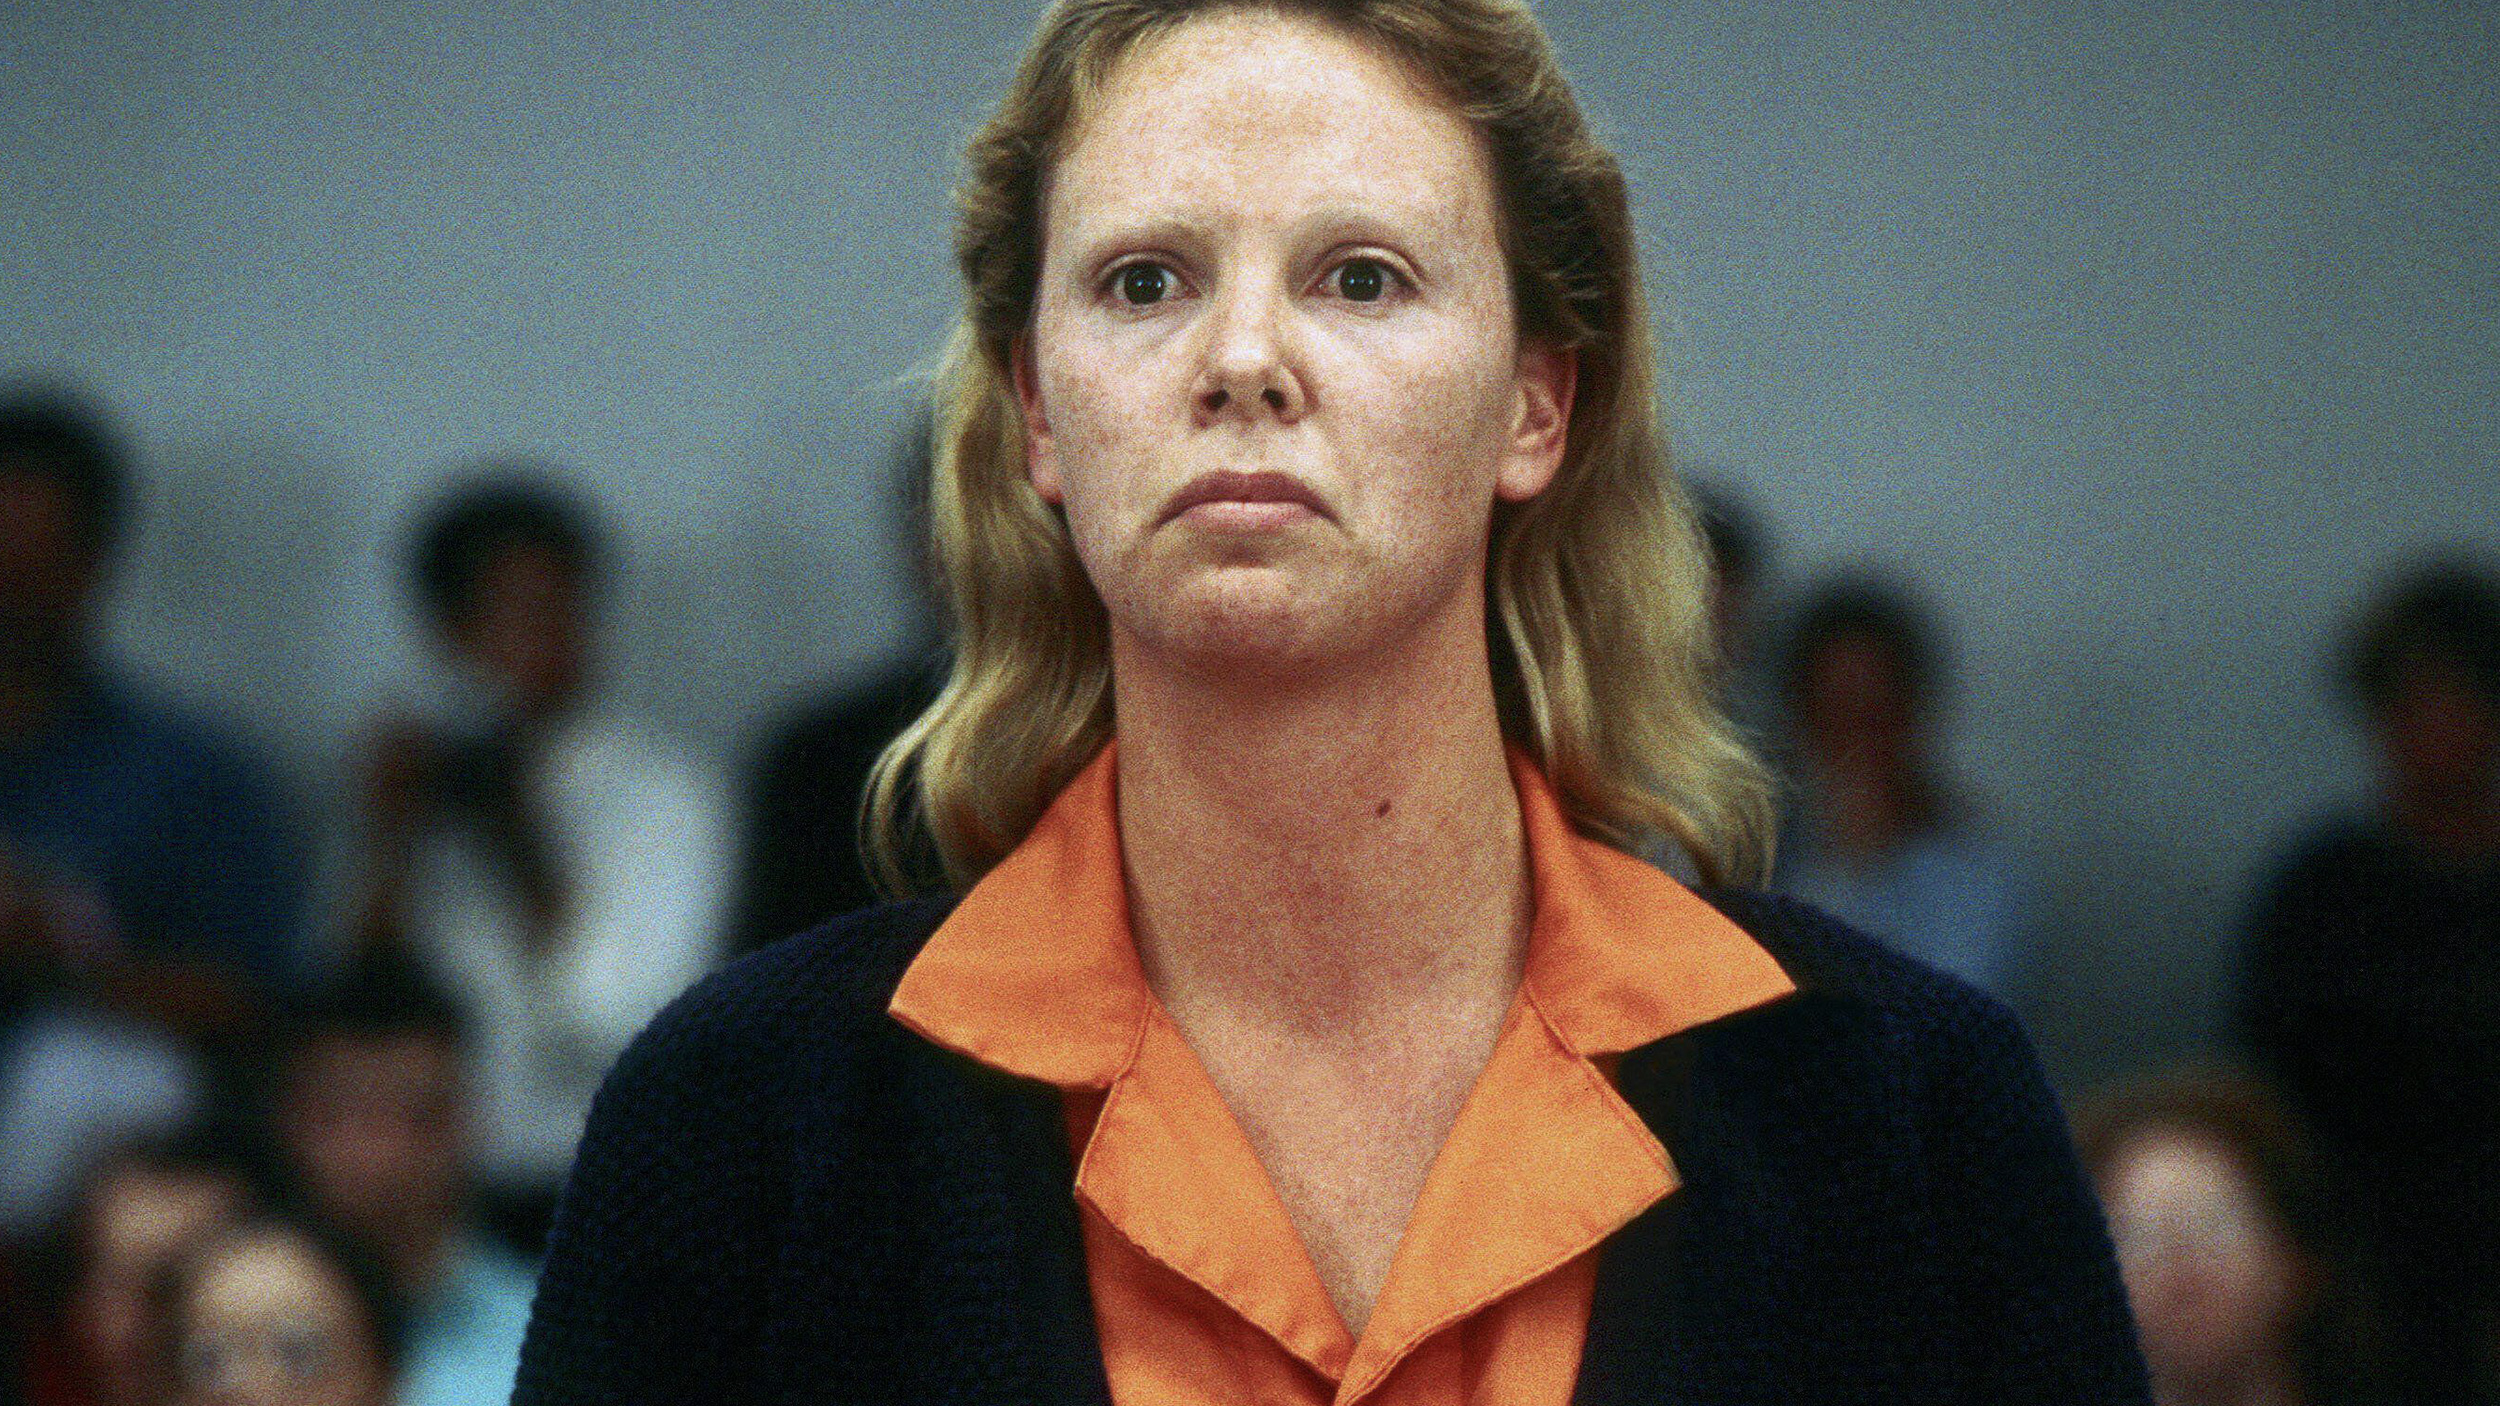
[866,0,1775,894]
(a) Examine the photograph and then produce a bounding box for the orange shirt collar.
[888,739,1796,1082]
[888,739,1799,1398]
[888,740,1145,1087]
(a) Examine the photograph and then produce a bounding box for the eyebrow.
[1060,201,1444,284]
[1062,210,1223,281]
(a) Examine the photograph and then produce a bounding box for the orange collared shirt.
[890,744,1795,1405]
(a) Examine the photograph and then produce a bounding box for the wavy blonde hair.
[866,0,1775,894]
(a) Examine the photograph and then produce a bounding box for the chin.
[1121,567,1355,681]
[1096,541,1478,686]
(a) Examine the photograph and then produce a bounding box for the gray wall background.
[4,0,2493,1091]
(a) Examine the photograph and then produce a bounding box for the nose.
[1191,278,1308,427]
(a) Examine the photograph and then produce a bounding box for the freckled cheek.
[1038,355,1175,565]
[1341,356,1511,532]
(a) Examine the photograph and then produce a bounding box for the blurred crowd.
[1,386,2492,1406]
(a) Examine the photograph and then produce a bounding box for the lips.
[1157,470,1331,525]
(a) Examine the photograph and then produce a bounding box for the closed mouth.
[1158,470,1331,525]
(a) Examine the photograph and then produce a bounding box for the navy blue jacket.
[511,888,2151,1404]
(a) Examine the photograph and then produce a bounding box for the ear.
[1494,341,1576,503]
[1011,331,1063,505]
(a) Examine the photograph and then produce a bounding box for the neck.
[2151,1349,2304,1406]
[1807,752,1924,859]
[370,1215,459,1304]
[1111,609,1530,1047]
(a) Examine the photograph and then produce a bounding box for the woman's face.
[2098,1129,2311,1389]
[168,1231,391,1406]
[1797,632,1916,771]
[71,1167,247,1406]
[1018,10,1573,680]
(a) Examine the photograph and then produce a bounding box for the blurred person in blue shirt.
[0,389,308,1241]
[1769,574,2031,999]
[269,956,537,1406]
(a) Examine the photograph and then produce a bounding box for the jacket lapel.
[1574,1025,1824,1406]
[944,1055,1117,1406]
[1573,1032,1712,1406]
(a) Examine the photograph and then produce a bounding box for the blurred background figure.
[157,1215,402,1406]
[2235,557,2500,1406]
[2076,1065,2386,1406]
[729,417,946,954]
[1769,573,2031,998]
[1,390,308,1245]
[22,1130,264,1406]
[1687,477,1776,739]
[345,473,731,1254]
[269,958,534,1406]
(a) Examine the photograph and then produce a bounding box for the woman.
[514,2,2149,1401]
[156,1215,404,1406]
[2076,1067,2388,1406]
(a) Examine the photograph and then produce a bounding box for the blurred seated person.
[731,647,943,955]
[2235,558,2500,1406]
[156,1213,403,1406]
[730,416,946,954]
[1,390,307,1240]
[269,957,535,1406]
[1769,574,2030,998]
[2076,1065,2386,1406]
[348,473,730,1248]
[23,1128,263,1406]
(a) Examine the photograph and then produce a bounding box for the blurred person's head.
[156,1214,404,1406]
[1779,575,1941,781]
[867,0,1774,894]
[2077,1065,2377,1406]
[2340,558,2500,836]
[56,1130,259,1406]
[1689,478,1768,675]
[0,390,127,686]
[892,405,944,632]
[271,958,471,1293]
[407,473,606,724]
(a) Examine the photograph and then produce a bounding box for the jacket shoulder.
[644,893,959,1054]
[514,894,967,1404]
[1685,885,2065,1162]
[1694,884,2027,1053]
[1685,888,2152,1400]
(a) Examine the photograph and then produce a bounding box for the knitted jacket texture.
[511,888,2153,1404]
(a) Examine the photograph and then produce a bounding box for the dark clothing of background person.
[1,668,305,993]
[2237,816,2500,1406]
[727,650,944,955]
[0,668,306,1238]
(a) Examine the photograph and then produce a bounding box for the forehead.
[92,1171,240,1260]
[2107,1128,2251,1204]
[190,1234,357,1325]
[291,1033,459,1092]
[1050,10,1495,247]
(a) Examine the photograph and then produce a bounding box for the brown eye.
[1117,264,1171,305]
[1334,258,1389,302]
